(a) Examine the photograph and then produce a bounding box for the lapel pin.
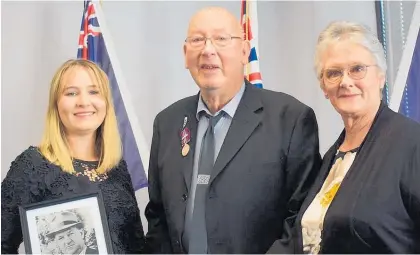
[182,116,188,129]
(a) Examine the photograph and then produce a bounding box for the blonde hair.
[39,59,122,174]
[314,21,387,85]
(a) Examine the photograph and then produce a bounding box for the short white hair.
[314,21,387,83]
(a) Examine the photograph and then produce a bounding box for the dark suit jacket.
[145,81,322,253]
[282,102,420,253]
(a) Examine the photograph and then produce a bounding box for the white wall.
[1,1,377,252]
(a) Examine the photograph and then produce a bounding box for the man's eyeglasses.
[185,34,242,49]
[321,64,377,84]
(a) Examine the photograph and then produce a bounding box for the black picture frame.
[19,191,113,254]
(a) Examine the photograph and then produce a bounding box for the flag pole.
[90,0,150,178]
[389,1,420,112]
[245,0,250,81]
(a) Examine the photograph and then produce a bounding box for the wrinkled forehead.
[187,9,242,36]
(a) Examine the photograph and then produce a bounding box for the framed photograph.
[19,191,113,255]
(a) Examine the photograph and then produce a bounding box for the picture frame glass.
[24,196,109,254]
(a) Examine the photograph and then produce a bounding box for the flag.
[398,28,420,123]
[77,0,148,190]
[241,0,263,88]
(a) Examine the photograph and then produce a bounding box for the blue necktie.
[188,112,223,254]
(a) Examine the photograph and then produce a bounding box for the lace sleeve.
[118,159,147,254]
[102,159,147,254]
[1,151,34,254]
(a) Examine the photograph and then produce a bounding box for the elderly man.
[145,6,321,254]
[46,211,98,255]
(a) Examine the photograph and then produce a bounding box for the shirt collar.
[196,83,245,120]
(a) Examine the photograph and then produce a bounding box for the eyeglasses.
[185,34,242,49]
[321,64,377,84]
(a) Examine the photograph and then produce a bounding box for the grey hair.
[314,21,387,83]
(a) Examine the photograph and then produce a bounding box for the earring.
[325,94,329,99]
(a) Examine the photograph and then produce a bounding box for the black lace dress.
[1,146,147,254]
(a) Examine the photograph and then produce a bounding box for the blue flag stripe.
[399,28,420,123]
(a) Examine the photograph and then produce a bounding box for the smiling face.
[183,7,250,95]
[57,66,106,136]
[320,40,385,117]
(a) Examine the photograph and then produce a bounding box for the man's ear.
[184,44,188,69]
[241,40,251,65]
[79,228,85,239]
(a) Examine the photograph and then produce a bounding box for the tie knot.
[202,111,223,129]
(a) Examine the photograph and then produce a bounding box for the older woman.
[285,21,420,253]
[1,59,147,254]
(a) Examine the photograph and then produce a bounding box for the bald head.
[183,6,250,99]
[187,7,243,37]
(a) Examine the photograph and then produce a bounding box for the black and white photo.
[19,192,113,254]
[36,208,98,254]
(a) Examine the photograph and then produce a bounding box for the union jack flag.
[77,0,148,190]
[241,0,263,88]
[78,1,100,61]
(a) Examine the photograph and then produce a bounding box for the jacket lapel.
[180,94,199,192]
[294,101,388,252]
[210,82,263,185]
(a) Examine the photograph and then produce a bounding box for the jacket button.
[209,189,216,199]
[182,194,188,201]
